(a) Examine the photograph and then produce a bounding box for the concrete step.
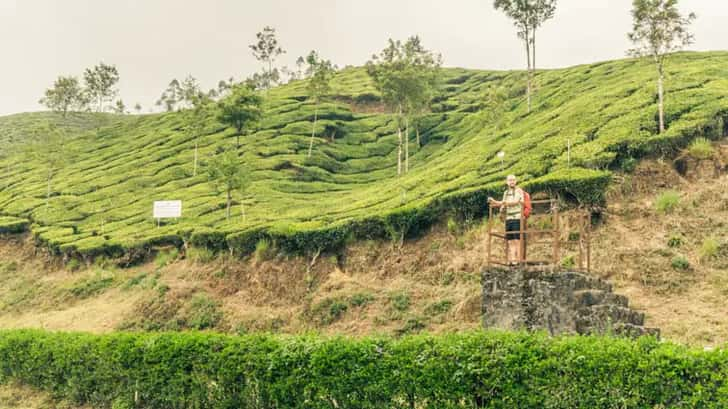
[573,289,628,308]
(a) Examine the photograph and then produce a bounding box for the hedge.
[0,330,726,408]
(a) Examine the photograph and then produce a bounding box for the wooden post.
[552,200,560,270]
[586,211,591,273]
[486,206,492,267]
[578,211,584,271]
[519,206,525,266]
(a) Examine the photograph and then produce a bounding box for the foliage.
[686,137,715,159]
[83,62,120,112]
[655,190,680,214]
[39,76,87,117]
[1,53,727,259]
[671,255,690,270]
[699,237,720,261]
[0,330,726,408]
[205,149,251,220]
[249,26,286,90]
[216,84,263,147]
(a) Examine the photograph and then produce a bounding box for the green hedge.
[0,330,726,408]
[0,216,29,234]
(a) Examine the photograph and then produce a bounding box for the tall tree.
[113,99,126,114]
[367,36,441,176]
[217,85,263,148]
[493,0,556,113]
[628,0,695,133]
[83,62,120,112]
[156,79,182,112]
[134,103,142,114]
[205,149,251,220]
[185,92,212,176]
[249,26,285,90]
[178,75,202,109]
[304,51,336,157]
[39,76,86,117]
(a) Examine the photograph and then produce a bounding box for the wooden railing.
[486,197,591,272]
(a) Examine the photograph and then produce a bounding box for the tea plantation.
[0,52,726,258]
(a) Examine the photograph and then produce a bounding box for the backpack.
[521,189,532,218]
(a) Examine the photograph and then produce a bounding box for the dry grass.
[0,382,88,409]
[0,154,727,345]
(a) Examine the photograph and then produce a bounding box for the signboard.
[153,200,182,219]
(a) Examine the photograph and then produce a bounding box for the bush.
[671,255,691,271]
[253,238,274,262]
[700,237,720,261]
[389,291,411,312]
[0,330,726,408]
[184,294,222,330]
[186,247,215,263]
[154,248,179,268]
[655,190,681,214]
[667,235,683,248]
[686,137,715,159]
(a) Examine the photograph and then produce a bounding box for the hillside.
[0,52,726,259]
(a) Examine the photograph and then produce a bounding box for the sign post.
[153,200,182,227]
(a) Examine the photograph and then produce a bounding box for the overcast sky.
[1,0,726,116]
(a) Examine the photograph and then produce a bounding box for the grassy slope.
[0,52,726,256]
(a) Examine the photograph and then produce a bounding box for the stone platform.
[482,268,659,337]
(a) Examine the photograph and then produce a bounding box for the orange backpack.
[522,190,532,218]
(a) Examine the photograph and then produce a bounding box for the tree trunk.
[532,28,536,105]
[193,139,198,176]
[524,26,532,113]
[657,64,665,133]
[397,105,402,176]
[46,171,52,208]
[405,117,409,173]
[226,189,232,220]
[308,104,318,157]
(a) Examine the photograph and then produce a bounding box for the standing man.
[488,174,524,265]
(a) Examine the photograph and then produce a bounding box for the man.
[488,174,524,266]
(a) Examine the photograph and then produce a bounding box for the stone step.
[575,305,645,334]
[573,289,628,308]
[543,271,613,292]
[613,323,661,338]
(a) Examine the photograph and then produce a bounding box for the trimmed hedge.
[0,330,726,408]
[0,216,29,234]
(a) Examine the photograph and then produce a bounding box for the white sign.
[153,200,182,219]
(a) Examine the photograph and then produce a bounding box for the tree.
[178,75,202,109]
[26,124,71,208]
[367,36,441,176]
[493,0,556,113]
[39,76,86,117]
[83,62,120,112]
[628,0,695,133]
[185,92,212,176]
[217,85,263,148]
[134,103,142,114]
[250,26,285,90]
[205,149,251,220]
[113,99,126,114]
[156,79,182,112]
[304,51,336,157]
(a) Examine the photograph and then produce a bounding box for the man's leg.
[513,239,521,263]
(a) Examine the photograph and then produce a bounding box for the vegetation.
[686,137,715,159]
[0,52,726,259]
[493,0,557,112]
[655,190,681,213]
[628,0,696,133]
[0,330,726,408]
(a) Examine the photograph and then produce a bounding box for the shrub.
[424,300,453,316]
[686,137,715,159]
[671,255,691,271]
[67,272,115,299]
[184,294,222,330]
[253,238,274,262]
[561,255,576,269]
[310,298,348,325]
[65,258,82,272]
[389,291,411,312]
[655,190,680,214]
[154,248,178,268]
[667,234,683,248]
[348,292,375,307]
[0,330,725,408]
[700,237,720,261]
[186,247,215,263]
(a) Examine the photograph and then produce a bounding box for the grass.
[686,137,715,159]
[655,190,681,214]
[0,53,727,258]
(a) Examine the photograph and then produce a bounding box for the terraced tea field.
[0,52,726,257]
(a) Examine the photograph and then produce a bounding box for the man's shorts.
[505,219,522,241]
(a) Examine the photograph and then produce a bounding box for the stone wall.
[482,268,659,337]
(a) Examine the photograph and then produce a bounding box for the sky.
[1,0,726,116]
